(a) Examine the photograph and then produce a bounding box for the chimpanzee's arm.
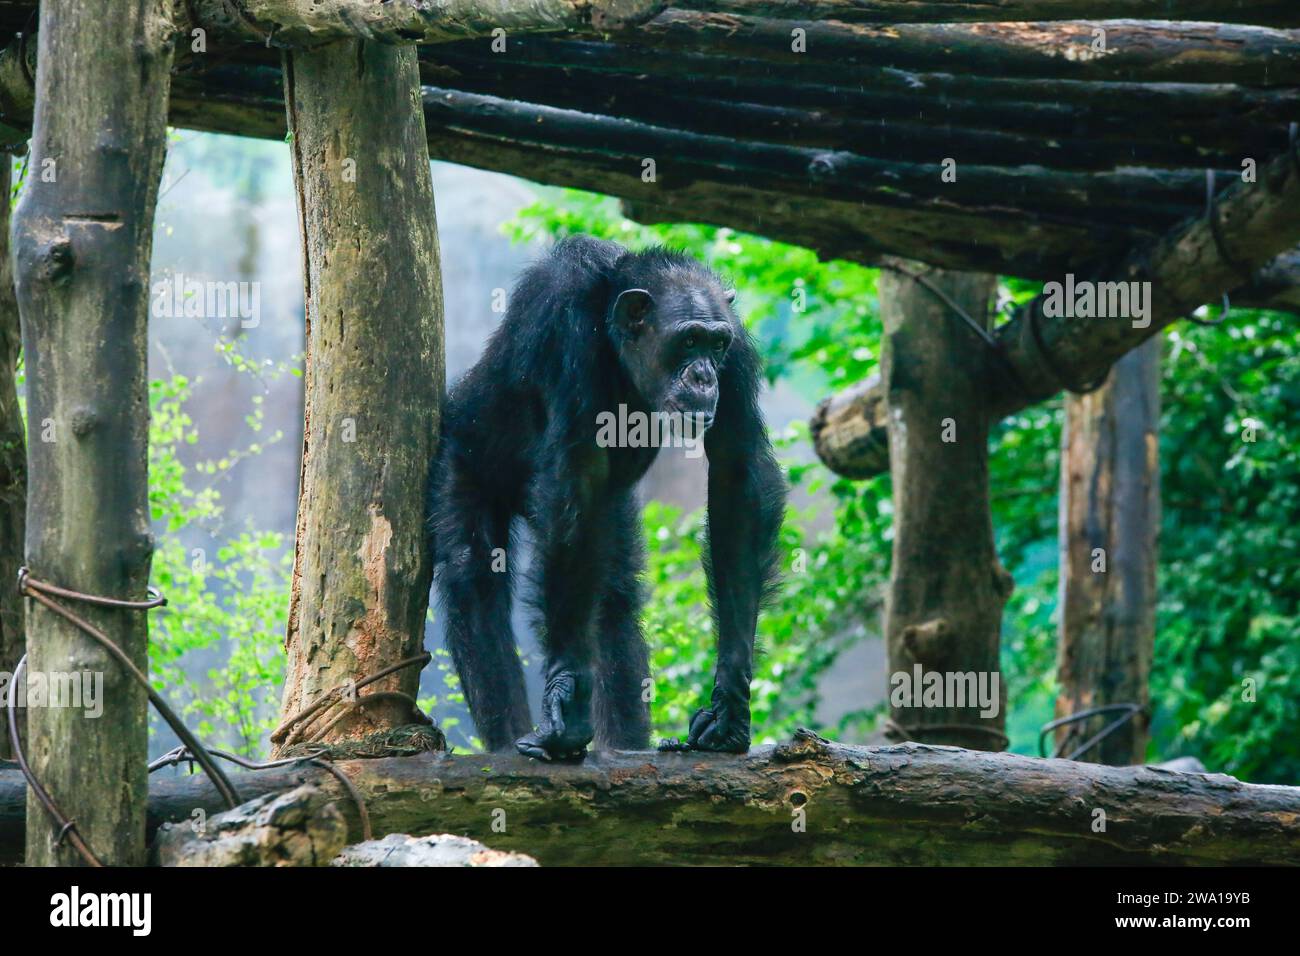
[666,344,785,752]
[515,439,613,760]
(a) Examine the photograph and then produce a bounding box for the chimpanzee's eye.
[712,338,726,353]
[685,335,696,350]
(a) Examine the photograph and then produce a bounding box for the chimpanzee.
[428,235,785,761]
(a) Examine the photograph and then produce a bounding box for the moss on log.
[7,733,1298,865]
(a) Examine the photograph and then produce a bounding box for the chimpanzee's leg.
[432,478,530,751]
[592,493,652,751]
[516,451,614,760]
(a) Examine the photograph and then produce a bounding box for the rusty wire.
[150,744,373,842]
[270,651,431,747]
[1038,703,1144,761]
[8,568,241,865]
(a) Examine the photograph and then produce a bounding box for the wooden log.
[689,0,1300,26]
[879,264,1010,750]
[422,54,1263,171]
[416,86,1215,225]
[430,34,1300,138]
[813,145,1300,479]
[174,3,1300,76]
[1056,340,1160,765]
[274,39,445,751]
[6,732,1300,865]
[152,63,1155,274]
[10,0,174,866]
[628,12,1300,86]
[186,0,664,46]
[153,783,347,867]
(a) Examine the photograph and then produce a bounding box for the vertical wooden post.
[1056,339,1160,765]
[0,158,25,762]
[12,1,174,864]
[881,260,1010,751]
[273,40,445,752]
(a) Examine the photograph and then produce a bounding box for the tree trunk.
[10,0,173,865]
[879,263,1010,750]
[273,39,444,753]
[7,733,1298,866]
[1056,340,1160,766]
[0,157,25,762]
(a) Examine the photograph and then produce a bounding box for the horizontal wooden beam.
[626,12,1300,86]
[180,0,1300,48]
[708,0,1300,26]
[7,732,1300,865]
[813,148,1300,479]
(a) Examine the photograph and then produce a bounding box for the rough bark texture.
[814,144,1300,479]
[0,157,25,762]
[189,0,664,45]
[627,13,1300,86]
[153,783,347,866]
[879,264,1010,750]
[275,39,444,752]
[7,733,1298,865]
[176,4,1300,80]
[10,0,173,866]
[1057,340,1160,766]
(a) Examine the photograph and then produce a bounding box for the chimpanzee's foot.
[516,668,593,761]
[658,693,750,753]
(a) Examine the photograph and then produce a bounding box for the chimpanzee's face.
[610,273,736,430]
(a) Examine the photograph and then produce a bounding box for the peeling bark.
[10,0,174,866]
[1057,340,1160,766]
[333,832,537,867]
[879,264,1009,750]
[274,38,445,752]
[153,784,347,867]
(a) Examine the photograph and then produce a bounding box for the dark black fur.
[428,236,785,760]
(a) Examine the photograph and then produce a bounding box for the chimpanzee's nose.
[686,360,716,389]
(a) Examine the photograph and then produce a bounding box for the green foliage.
[1153,314,1300,782]
[146,359,292,758]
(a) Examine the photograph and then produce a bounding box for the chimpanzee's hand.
[516,668,592,761]
[658,686,750,753]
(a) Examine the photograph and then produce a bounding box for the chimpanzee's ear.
[724,288,737,304]
[611,288,654,334]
